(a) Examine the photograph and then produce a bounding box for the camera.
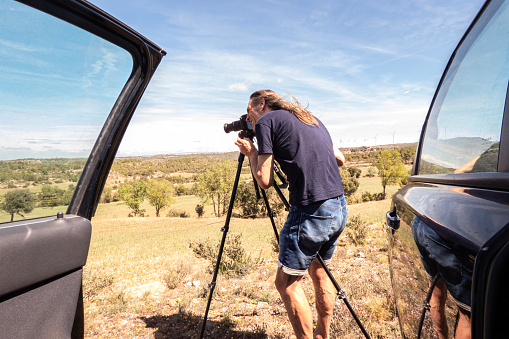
[224,114,255,139]
[224,114,253,133]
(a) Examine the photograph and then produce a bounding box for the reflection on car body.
[412,216,474,338]
[388,0,509,338]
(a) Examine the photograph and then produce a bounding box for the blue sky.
[2,0,487,158]
[94,0,486,156]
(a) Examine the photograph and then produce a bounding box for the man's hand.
[234,137,274,189]
[235,137,255,157]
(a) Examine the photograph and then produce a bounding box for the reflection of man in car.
[235,89,347,339]
[454,142,499,174]
[412,217,474,339]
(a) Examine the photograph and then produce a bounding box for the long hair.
[250,90,318,126]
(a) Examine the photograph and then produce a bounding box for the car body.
[0,0,165,337]
[387,0,509,338]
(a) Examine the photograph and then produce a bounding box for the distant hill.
[421,137,494,169]
[339,142,418,154]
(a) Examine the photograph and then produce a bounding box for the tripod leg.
[199,152,245,339]
[260,189,279,244]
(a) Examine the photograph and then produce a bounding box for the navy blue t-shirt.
[255,110,344,206]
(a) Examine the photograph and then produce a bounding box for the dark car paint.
[388,0,509,338]
[471,220,509,338]
[393,182,509,252]
[390,181,509,337]
[0,1,165,338]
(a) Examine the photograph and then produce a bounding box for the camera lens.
[224,120,242,133]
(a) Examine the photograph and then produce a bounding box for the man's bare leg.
[275,268,314,339]
[308,261,336,339]
[454,307,471,339]
[429,279,449,339]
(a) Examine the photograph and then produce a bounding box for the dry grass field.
[84,198,400,338]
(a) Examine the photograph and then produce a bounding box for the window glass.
[0,1,132,223]
[419,1,508,174]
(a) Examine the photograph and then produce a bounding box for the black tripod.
[199,151,371,339]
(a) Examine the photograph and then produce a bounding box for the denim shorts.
[412,217,473,311]
[278,195,348,276]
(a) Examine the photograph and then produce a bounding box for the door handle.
[387,209,400,230]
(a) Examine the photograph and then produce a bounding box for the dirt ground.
[84,221,400,339]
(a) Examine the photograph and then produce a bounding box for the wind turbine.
[390,131,396,144]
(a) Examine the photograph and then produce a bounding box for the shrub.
[366,166,378,177]
[83,269,114,301]
[345,214,367,245]
[347,166,362,178]
[166,209,189,218]
[195,204,205,217]
[101,187,113,203]
[163,260,193,290]
[346,195,361,205]
[361,191,385,202]
[189,233,261,278]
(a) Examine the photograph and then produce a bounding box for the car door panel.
[389,192,460,338]
[390,181,509,338]
[388,0,509,337]
[0,1,165,337]
[388,203,431,338]
[471,221,509,339]
[0,269,83,339]
[394,182,509,250]
[0,215,91,297]
[0,215,91,338]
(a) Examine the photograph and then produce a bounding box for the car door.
[387,0,509,338]
[0,1,165,338]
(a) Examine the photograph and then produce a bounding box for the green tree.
[175,183,186,196]
[375,150,409,198]
[347,166,362,179]
[1,189,36,222]
[62,184,75,205]
[340,167,360,198]
[236,180,265,217]
[119,180,147,216]
[146,179,175,217]
[39,185,65,207]
[101,187,113,204]
[399,146,417,164]
[194,161,235,217]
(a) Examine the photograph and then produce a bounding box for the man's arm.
[248,152,274,189]
[334,147,345,167]
[235,137,274,189]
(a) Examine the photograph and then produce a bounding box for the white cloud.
[228,82,249,92]
[89,0,486,154]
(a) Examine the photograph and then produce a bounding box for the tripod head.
[238,129,255,140]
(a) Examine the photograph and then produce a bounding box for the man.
[412,217,473,339]
[235,90,347,339]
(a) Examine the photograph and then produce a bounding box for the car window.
[419,1,508,175]
[0,0,132,223]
